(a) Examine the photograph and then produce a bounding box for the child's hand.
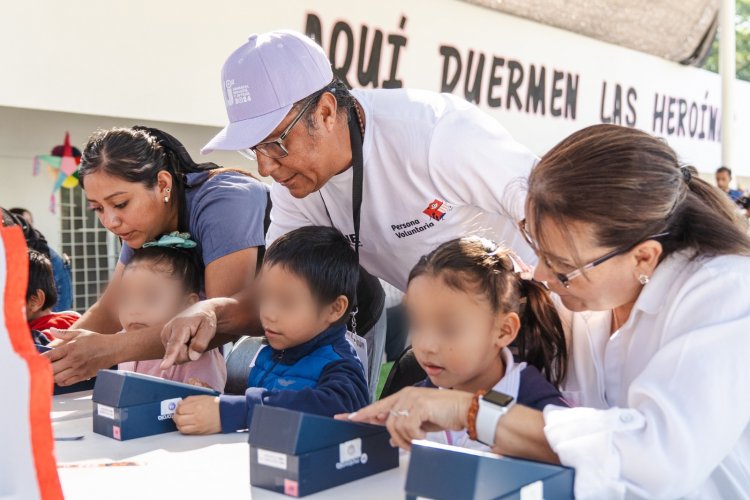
[173,396,221,435]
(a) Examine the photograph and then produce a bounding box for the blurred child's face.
[407,274,518,392]
[257,263,347,350]
[118,262,198,331]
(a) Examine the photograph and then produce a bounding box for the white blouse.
[544,251,750,499]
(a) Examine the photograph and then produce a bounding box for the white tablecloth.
[52,391,408,499]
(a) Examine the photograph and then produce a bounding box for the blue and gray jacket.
[219,324,369,433]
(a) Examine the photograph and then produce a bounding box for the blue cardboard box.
[405,440,574,500]
[91,369,219,441]
[248,406,399,497]
[36,344,101,394]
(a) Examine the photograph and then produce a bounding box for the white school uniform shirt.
[425,348,526,452]
[266,88,537,291]
[545,250,750,499]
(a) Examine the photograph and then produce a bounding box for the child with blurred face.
[117,243,226,392]
[173,227,369,435]
[406,237,569,451]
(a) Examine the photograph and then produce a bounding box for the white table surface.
[52,391,409,499]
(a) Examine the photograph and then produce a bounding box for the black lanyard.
[350,105,364,258]
[319,105,364,254]
[320,105,364,328]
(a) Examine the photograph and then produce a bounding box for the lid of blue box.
[405,440,574,499]
[92,369,218,407]
[248,406,389,454]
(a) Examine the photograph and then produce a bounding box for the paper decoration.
[33,132,82,214]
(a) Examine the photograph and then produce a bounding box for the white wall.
[0,106,257,252]
[1,0,749,175]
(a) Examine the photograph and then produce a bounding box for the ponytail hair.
[659,173,750,259]
[408,237,568,386]
[527,125,750,267]
[517,279,567,387]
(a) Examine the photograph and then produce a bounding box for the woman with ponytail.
[347,124,750,499]
[45,126,269,386]
[404,236,568,452]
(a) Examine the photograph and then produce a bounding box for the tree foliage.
[703,0,750,81]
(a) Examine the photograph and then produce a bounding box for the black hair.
[9,207,31,219]
[27,249,58,311]
[79,126,231,231]
[1,207,51,257]
[297,78,357,132]
[1,207,16,227]
[125,246,201,294]
[408,237,568,387]
[264,226,359,326]
[716,165,733,177]
[79,126,220,189]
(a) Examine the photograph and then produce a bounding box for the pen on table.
[55,435,85,441]
[58,461,142,468]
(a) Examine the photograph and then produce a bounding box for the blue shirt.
[727,188,744,202]
[119,171,269,289]
[219,324,369,433]
[49,248,73,312]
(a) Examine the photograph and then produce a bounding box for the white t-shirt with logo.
[266,88,537,291]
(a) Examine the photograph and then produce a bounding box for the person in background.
[715,166,743,203]
[9,207,34,226]
[26,249,79,341]
[10,206,73,312]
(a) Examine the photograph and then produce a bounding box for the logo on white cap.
[225,78,251,108]
[225,79,235,106]
[203,30,332,154]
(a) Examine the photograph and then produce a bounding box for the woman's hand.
[43,328,117,386]
[160,300,219,370]
[173,396,222,435]
[339,387,474,450]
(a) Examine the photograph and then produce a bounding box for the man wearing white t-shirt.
[202,30,537,396]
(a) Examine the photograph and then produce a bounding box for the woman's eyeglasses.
[518,219,669,288]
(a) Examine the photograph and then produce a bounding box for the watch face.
[483,390,514,407]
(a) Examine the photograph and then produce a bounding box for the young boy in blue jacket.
[174,226,369,434]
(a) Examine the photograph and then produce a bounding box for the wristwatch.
[476,390,515,446]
